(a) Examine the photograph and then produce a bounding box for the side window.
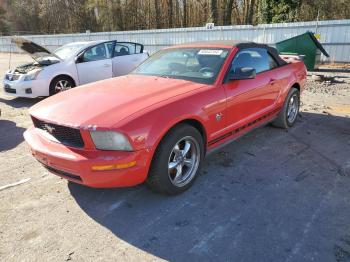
[105,42,115,58]
[114,44,132,57]
[135,44,143,53]
[114,43,143,57]
[231,48,278,74]
[268,54,278,69]
[82,43,109,62]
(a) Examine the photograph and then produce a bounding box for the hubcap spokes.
[287,94,298,123]
[168,137,200,187]
[55,80,72,93]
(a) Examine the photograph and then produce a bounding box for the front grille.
[4,85,16,93]
[43,164,82,182]
[32,117,85,148]
[5,74,20,81]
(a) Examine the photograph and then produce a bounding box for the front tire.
[147,124,204,195]
[49,76,75,96]
[272,87,300,129]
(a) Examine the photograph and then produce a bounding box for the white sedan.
[3,37,148,98]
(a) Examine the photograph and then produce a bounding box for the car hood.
[11,36,61,62]
[29,75,206,129]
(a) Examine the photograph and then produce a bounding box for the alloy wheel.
[287,94,299,124]
[55,80,72,93]
[168,136,200,187]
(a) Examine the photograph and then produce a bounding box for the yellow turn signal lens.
[91,161,136,171]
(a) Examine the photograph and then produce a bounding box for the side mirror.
[228,67,256,80]
[75,54,83,64]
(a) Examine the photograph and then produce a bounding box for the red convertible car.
[24,41,307,194]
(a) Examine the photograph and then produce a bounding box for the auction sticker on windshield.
[198,49,223,55]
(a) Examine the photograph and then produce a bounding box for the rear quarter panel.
[274,61,307,107]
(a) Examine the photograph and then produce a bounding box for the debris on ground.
[0,178,31,191]
[311,74,336,82]
[66,251,75,261]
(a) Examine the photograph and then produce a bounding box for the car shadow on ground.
[69,112,350,261]
[0,120,26,151]
[0,96,43,108]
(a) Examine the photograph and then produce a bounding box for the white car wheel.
[49,76,75,96]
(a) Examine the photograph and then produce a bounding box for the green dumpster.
[276,32,329,71]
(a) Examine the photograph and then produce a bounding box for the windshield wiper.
[157,74,169,78]
[158,74,177,79]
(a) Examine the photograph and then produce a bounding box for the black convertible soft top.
[182,40,287,67]
[236,42,287,66]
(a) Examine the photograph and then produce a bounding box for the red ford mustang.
[24,41,307,194]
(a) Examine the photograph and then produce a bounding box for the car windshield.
[133,48,230,84]
[54,43,86,59]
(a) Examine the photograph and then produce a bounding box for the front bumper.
[3,78,48,98]
[24,127,151,188]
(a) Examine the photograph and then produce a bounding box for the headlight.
[90,131,133,151]
[24,69,42,81]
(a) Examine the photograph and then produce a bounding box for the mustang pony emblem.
[44,124,55,134]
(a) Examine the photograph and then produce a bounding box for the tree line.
[0,0,349,35]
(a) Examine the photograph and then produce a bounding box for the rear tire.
[147,124,204,195]
[272,87,300,129]
[49,76,75,96]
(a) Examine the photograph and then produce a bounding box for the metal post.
[8,38,12,70]
[315,9,320,34]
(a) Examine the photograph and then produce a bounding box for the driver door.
[76,42,114,85]
[222,48,280,127]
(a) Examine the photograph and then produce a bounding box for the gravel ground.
[0,53,350,262]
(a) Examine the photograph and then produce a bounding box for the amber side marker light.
[91,161,137,171]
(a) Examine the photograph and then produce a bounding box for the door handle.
[103,64,111,67]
